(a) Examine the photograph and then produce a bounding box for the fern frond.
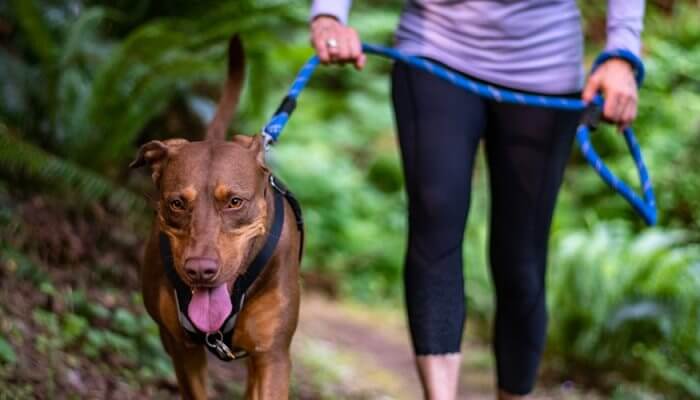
[72,1,306,169]
[0,125,146,213]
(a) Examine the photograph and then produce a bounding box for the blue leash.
[262,44,657,226]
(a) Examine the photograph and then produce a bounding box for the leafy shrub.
[547,223,700,397]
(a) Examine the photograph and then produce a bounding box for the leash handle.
[576,124,657,225]
[577,92,656,225]
[261,43,657,225]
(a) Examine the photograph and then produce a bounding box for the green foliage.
[0,245,45,286]
[0,337,17,365]
[0,125,146,212]
[548,223,700,397]
[1,0,308,172]
[28,286,174,379]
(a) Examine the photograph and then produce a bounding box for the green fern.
[79,1,307,168]
[0,125,146,212]
[3,1,307,171]
[547,223,700,397]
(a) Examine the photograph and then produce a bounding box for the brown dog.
[130,36,302,399]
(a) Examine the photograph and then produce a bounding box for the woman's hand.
[310,15,366,69]
[582,58,639,131]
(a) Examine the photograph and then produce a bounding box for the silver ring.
[325,38,338,49]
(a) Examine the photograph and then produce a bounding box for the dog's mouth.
[187,283,232,333]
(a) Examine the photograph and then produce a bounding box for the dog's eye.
[226,197,244,210]
[169,198,186,211]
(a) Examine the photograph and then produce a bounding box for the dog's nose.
[184,257,219,283]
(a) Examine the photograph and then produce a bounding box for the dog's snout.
[184,257,220,283]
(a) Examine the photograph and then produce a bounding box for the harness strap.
[231,175,286,299]
[159,175,304,361]
[269,174,304,260]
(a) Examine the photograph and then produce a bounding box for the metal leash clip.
[205,332,248,361]
[269,175,288,195]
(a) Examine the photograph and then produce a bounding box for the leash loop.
[261,44,657,225]
[591,49,645,87]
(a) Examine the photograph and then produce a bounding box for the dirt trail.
[293,293,505,400]
[207,293,600,399]
[294,294,426,399]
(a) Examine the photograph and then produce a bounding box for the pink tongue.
[187,284,232,333]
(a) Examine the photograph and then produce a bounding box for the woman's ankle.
[415,353,462,400]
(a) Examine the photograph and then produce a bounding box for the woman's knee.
[491,255,547,312]
[412,180,470,223]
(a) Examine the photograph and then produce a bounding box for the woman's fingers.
[330,29,357,63]
[603,84,636,131]
[582,58,639,131]
[310,16,364,67]
[582,73,601,103]
[311,17,341,64]
[348,30,365,69]
[355,53,367,70]
[337,36,351,61]
[312,34,331,64]
[603,90,623,122]
[619,95,637,131]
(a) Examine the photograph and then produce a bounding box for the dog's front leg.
[245,351,291,400]
[160,330,208,400]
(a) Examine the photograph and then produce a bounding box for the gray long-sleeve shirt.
[310,0,644,94]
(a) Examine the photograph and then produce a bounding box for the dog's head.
[130,35,270,333]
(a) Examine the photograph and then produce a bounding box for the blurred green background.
[0,0,699,398]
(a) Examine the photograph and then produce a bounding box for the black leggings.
[391,61,581,395]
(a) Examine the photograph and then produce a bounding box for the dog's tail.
[206,35,245,141]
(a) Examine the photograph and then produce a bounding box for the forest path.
[294,293,496,400]
[209,293,600,399]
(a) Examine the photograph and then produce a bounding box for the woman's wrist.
[309,0,352,25]
[311,14,339,24]
[311,15,342,32]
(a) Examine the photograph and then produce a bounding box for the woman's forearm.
[606,0,645,55]
[310,0,353,24]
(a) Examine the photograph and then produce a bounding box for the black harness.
[159,175,303,361]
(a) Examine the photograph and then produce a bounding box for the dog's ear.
[206,34,246,141]
[130,139,188,184]
[228,133,269,176]
[231,133,269,174]
[253,134,269,173]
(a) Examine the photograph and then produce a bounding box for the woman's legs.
[391,61,486,399]
[484,99,580,396]
[391,56,581,397]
